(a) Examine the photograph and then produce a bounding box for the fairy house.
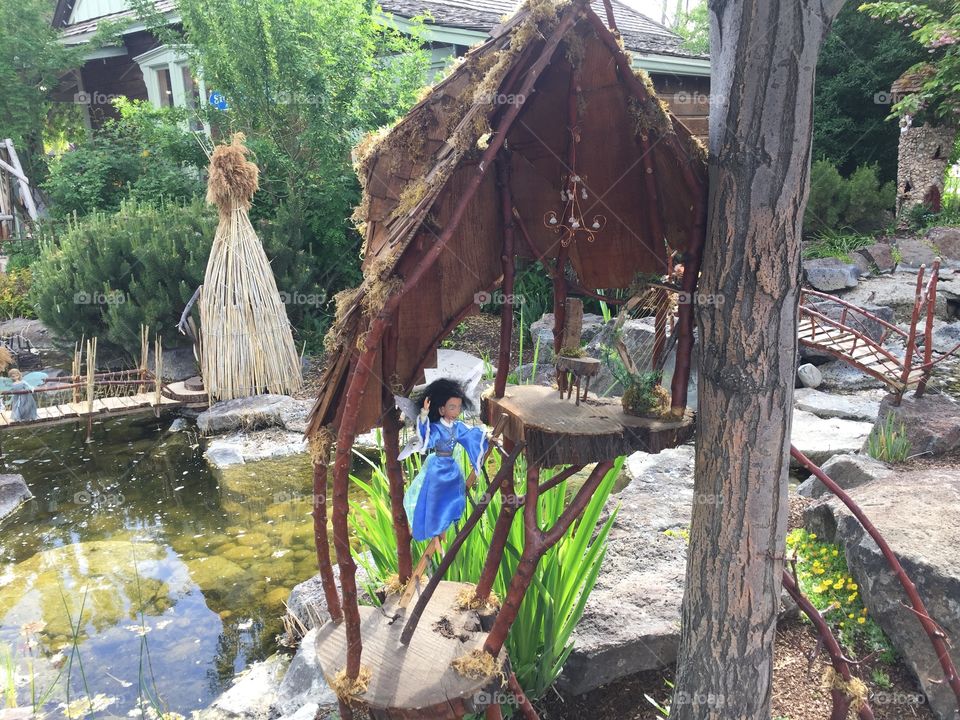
[305,1,707,717]
[891,65,956,217]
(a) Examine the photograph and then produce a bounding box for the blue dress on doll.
[399,414,488,542]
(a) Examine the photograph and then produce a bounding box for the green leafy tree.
[861,0,960,122]
[130,0,429,299]
[0,0,83,180]
[674,2,709,55]
[42,100,207,218]
[813,3,925,182]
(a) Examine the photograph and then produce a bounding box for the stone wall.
[896,124,956,218]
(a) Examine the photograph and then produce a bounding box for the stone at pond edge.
[287,564,372,631]
[802,257,860,292]
[0,474,32,522]
[204,429,307,468]
[271,628,337,719]
[197,395,311,435]
[803,470,960,719]
[199,654,290,720]
[926,226,960,264]
[797,363,823,389]
[790,409,874,466]
[794,388,882,422]
[817,360,886,392]
[873,392,960,458]
[796,452,893,498]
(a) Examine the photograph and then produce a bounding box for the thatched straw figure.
[199,134,302,400]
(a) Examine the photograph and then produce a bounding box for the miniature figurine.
[2,369,47,421]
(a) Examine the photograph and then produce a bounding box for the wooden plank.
[0,411,9,426]
[115,396,139,408]
[100,396,126,411]
[37,406,62,420]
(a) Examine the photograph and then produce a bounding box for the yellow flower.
[839,621,845,627]
[814,568,825,575]
[857,617,866,624]
[832,549,839,556]
[849,583,858,591]
[861,608,868,615]
[848,593,858,603]
[848,613,855,619]
[833,581,844,590]
[141,149,151,157]
[810,534,817,539]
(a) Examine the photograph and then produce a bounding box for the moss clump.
[558,346,585,358]
[621,371,670,418]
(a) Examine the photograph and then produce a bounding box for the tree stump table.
[314,581,507,719]
[554,355,601,405]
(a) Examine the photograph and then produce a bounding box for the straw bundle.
[199,134,302,401]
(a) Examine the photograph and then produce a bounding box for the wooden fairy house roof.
[891,64,936,101]
[308,0,707,436]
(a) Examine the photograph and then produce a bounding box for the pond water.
[0,412,357,718]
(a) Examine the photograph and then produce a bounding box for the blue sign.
[208,91,228,111]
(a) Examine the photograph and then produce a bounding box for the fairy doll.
[397,378,489,543]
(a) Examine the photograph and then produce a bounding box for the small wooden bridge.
[0,328,207,435]
[799,260,958,401]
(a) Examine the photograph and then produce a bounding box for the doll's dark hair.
[415,378,474,423]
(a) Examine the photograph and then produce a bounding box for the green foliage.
[350,438,623,700]
[804,160,896,236]
[860,1,960,123]
[673,2,709,55]
[872,667,893,689]
[867,412,911,463]
[802,231,875,262]
[0,0,85,180]
[621,370,668,417]
[0,269,36,320]
[512,260,553,330]
[42,101,207,219]
[31,199,215,352]
[787,529,896,662]
[814,4,925,182]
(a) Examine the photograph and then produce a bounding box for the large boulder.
[204,429,307,468]
[584,317,658,395]
[796,452,893,498]
[423,349,489,416]
[197,395,309,435]
[896,237,939,269]
[797,363,823,389]
[271,629,337,720]
[528,312,607,358]
[0,474,32,522]
[817,360,886,392]
[0,318,56,350]
[926,226,960,265]
[146,346,199,382]
[854,243,898,273]
[793,388,882,422]
[199,654,290,720]
[790,409,874,466]
[286,566,372,632]
[803,469,960,719]
[802,258,860,291]
[559,446,693,694]
[873,393,960,458]
[843,269,960,322]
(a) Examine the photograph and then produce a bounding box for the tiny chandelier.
[544,173,606,247]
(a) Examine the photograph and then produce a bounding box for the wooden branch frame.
[328,4,585,681]
[494,151,518,399]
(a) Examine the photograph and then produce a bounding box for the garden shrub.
[0,269,36,320]
[31,199,215,354]
[42,100,207,219]
[804,160,896,236]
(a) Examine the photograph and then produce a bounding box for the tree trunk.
[672,2,845,718]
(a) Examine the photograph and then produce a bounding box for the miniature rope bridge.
[0,327,207,435]
[799,260,958,401]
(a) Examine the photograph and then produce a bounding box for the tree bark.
[672,2,845,718]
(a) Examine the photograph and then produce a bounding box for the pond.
[0,412,359,718]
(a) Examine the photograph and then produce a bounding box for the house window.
[133,45,207,128]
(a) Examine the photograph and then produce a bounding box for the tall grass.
[866,412,911,463]
[349,435,623,700]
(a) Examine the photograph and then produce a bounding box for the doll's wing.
[0,378,12,391]
[394,395,419,425]
[397,433,423,461]
[22,372,48,390]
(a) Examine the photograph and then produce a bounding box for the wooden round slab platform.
[314,581,507,719]
[161,380,209,405]
[482,384,696,466]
